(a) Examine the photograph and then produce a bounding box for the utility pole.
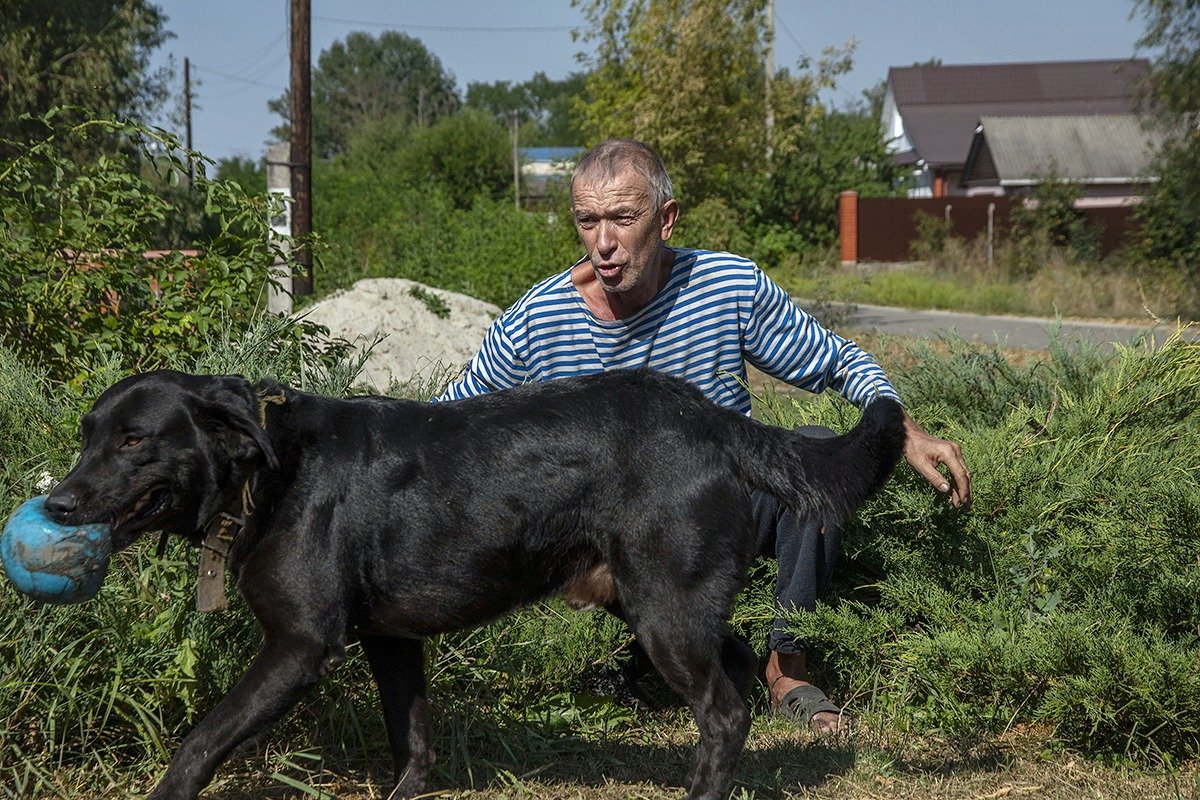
[765,0,775,164]
[290,0,313,296]
[511,114,520,210]
[184,56,194,181]
[184,57,193,152]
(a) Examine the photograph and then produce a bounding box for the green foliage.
[397,109,512,209]
[909,210,955,262]
[0,114,292,383]
[0,0,171,159]
[466,71,588,146]
[754,97,903,247]
[269,31,460,159]
[1005,175,1100,277]
[1132,1,1200,282]
[314,141,581,307]
[215,155,267,195]
[763,332,1200,762]
[573,0,770,206]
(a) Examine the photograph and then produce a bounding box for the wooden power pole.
[183,57,193,153]
[290,0,313,296]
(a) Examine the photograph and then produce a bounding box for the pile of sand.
[302,278,501,391]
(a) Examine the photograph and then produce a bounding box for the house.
[519,146,584,202]
[961,115,1166,205]
[881,58,1152,197]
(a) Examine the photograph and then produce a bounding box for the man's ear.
[659,198,680,241]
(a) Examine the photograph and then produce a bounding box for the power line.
[314,15,575,33]
[191,63,286,92]
[775,11,813,61]
[204,30,287,73]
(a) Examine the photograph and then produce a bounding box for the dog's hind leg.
[633,615,751,800]
[361,635,434,798]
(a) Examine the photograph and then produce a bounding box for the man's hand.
[902,411,972,509]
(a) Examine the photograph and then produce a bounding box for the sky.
[147,0,1151,163]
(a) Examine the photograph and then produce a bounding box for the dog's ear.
[197,375,281,471]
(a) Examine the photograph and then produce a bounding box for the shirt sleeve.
[434,315,530,402]
[743,266,902,407]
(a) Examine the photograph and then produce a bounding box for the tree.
[269,31,460,159]
[1132,0,1200,288]
[0,0,172,155]
[755,105,901,247]
[216,156,266,194]
[335,109,510,210]
[466,71,588,146]
[572,0,770,205]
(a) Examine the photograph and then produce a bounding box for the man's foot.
[765,650,854,736]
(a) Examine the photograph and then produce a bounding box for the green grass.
[771,262,1195,323]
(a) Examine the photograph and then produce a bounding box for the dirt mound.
[302,278,500,391]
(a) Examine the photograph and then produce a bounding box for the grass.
[22,704,1200,799]
[6,323,1200,799]
[768,257,1195,325]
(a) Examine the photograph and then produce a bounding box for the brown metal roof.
[889,59,1153,168]
[962,115,1166,185]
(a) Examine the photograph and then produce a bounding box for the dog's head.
[45,370,279,551]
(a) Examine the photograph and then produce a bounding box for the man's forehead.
[573,168,651,205]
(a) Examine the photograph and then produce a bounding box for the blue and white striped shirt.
[437,248,900,415]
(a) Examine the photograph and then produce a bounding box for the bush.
[0,114,292,384]
[314,154,581,307]
[760,331,1200,762]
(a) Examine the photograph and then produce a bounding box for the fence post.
[265,142,294,315]
[838,190,858,270]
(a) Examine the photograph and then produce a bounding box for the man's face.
[571,168,677,295]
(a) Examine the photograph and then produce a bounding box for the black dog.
[45,368,906,800]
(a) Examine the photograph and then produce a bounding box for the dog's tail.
[726,398,907,524]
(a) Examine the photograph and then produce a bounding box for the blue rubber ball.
[1,495,112,604]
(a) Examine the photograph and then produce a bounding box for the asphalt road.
[810,300,1198,353]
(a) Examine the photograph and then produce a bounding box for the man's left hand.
[902,412,972,509]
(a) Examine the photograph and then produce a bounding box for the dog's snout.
[44,491,79,518]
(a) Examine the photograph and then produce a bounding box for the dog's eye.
[123,435,144,448]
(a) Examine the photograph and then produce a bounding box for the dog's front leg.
[148,634,341,800]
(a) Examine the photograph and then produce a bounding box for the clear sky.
[147,0,1150,163]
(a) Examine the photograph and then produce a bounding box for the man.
[438,138,971,735]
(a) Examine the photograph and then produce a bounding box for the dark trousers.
[753,425,840,655]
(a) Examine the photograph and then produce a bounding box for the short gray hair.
[571,139,675,211]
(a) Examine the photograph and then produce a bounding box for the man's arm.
[435,317,529,402]
[743,267,900,405]
[745,266,971,506]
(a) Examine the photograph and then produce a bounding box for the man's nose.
[595,220,617,254]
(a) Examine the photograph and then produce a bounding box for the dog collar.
[196,481,253,613]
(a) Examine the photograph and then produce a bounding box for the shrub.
[760,331,1200,762]
[0,114,292,384]
[314,157,580,307]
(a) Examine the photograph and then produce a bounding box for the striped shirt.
[437,248,901,414]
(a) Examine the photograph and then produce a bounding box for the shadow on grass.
[193,712,1021,800]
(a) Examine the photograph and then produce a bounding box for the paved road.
[809,300,1198,353]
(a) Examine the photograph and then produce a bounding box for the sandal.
[773,683,854,735]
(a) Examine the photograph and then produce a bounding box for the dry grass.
[48,715,1198,800]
